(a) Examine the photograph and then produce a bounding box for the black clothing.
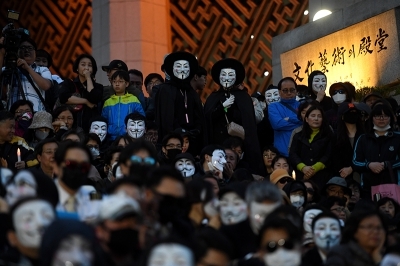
[204,87,264,175]
[301,247,324,266]
[59,77,103,132]
[257,107,274,149]
[325,241,377,266]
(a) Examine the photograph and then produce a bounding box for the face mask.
[35,130,49,140]
[148,244,194,266]
[166,148,182,160]
[6,170,37,206]
[126,119,145,139]
[219,192,248,225]
[90,147,100,158]
[52,235,94,266]
[249,201,281,234]
[157,195,189,224]
[312,75,327,92]
[175,158,195,178]
[313,218,341,252]
[211,149,227,171]
[173,60,190,80]
[107,228,140,256]
[263,249,301,266]
[61,164,90,190]
[89,121,107,142]
[332,93,346,104]
[290,195,305,208]
[381,254,400,266]
[343,112,359,124]
[13,200,55,248]
[373,124,391,132]
[204,198,219,217]
[265,89,280,105]
[219,68,236,88]
[303,209,323,233]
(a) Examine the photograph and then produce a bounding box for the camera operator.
[0,34,52,112]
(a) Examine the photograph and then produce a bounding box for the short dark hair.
[107,177,142,194]
[319,196,346,211]
[73,54,98,76]
[161,133,183,147]
[195,227,233,260]
[278,77,297,91]
[34,138,58,159]
[36,49,53,67]
[199,145,225,165]
[144,73,164,87]
[104,146,123,166]
[145,166,185,190]
[311,212,341,233]
[61,129,82,142]
[0,110,14,123]
[128,69,143,81]
[262,145,279,154]
[222,137,243,150]
[196,66,207,77]
[124,113,146,126]
[119,139,158,165]
[89,116,108,127]
[86,133,101,146]
[54,141,92,165]
[257,217,302,248]
[297,99,319,121]
[9,100,34,115]
[111,135,134,147]
[111,70,129,83]
[145,120,158,131]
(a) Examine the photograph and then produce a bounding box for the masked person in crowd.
[256,85,278,150]
[85,133,105,181]
[193,145,227,181]
[205,58,264,175]
[155,52,205,154]
[24,111,54,148]
[95,193,142,265]
[1,197,56,266]
[125,113,147,142]
[220,182,282,259]
[218,182,248,226]
[0,110,37,171]
[302,205,325,248]
[268,77,303,157]
[269,169,294,189]
[158,132,183,166]
[40,219,105,266]
[174,153,196,181]
[307,70,332,112]
[9,100,34,137]
[301,212,342,266]
[325,82,354,132]
[102,146,122,184]
[283,180,308,211]
[58,54,103,132]
[89,116,109,152]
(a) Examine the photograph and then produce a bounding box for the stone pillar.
[92,0,170,86]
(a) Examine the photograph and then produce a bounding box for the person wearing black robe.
[204,58,264,175]
[154,52,206,156]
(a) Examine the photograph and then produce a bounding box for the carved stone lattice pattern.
[0,0,92,79]
[170,0,309,99]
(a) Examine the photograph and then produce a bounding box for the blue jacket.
[268,98,302,156]
[102,93,145,140]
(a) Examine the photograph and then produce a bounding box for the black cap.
[211,58,245,87]
[102,60,128,72]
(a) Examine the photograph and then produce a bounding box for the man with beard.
[52,141,95,217]
[95,193,142,266]
[0,34,52,112]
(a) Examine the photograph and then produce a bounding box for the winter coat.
[325,241,378,266]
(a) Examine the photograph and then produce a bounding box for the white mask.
[210,149,226,171]
[148,244,194,266]
[249,201,281,234]
[290,194,305,209]
[89,121,107,142]
[219,192,248,225]
[332,93,346,104]
[381,254,400,266]
[126,119,145,139]
[303,209,323,233]
[263,248,301,266]
[312,75,327,92]
[265,89,280,105]
[260,101,267,110]
[373,124,391,132]
[173,60,190,80]
[175,158,195,178]
[51,235,94,266]
[219,68,236,88]
[6,170,37,206]
[13,200,55,248]
[204,197,220,217]
[313,218,341,252]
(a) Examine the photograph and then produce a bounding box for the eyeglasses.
[57,116,74,121]
[130,155,156,165]
[280,89,296,94]
[332,89,345,95]
[264,239,295,253]
[166,144,182,149]
[64,160,91,173]
[112,80,127,85]
[359,224,384,232]
[373,115,390,120]
[330,207,346,213]
[278,177,292,184]
[19,45,34,52]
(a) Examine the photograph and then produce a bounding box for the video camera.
[1,10,29,70]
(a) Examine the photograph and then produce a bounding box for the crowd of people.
[0,32,399,266]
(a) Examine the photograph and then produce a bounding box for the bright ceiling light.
[304,10,309,15]
[313,9,332,21]
[251,35,254,39]
[264,71,269,77]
